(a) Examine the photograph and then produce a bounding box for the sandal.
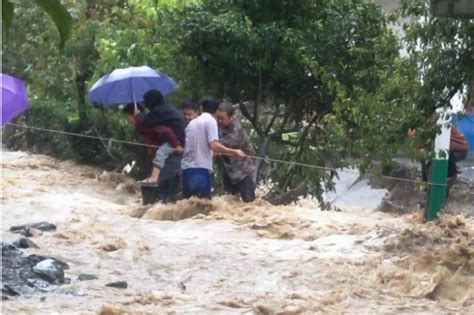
[137,179,159,186]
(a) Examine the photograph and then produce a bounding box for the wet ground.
[1,149,474,314]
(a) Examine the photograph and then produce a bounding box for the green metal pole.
[425,158,448,220]
[425,113,450,221]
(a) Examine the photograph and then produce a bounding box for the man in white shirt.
[181,98,246,199]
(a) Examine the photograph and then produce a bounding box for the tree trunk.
[254,135,270,183]
[75,74,89,122]
[264,183,308,206]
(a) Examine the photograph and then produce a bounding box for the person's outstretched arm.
[209,140,246,158]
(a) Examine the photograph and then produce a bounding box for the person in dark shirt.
[215,102,256,202]
[123,103,183,185]
[140,89,186,146]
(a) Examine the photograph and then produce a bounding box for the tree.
[160,0,402,204]
[333,0,474,182]
[2,0,73,49]
[1,0,144,168]
[1,0,189,174]
[400,0,473,117]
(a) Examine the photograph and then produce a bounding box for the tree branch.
[264,109,279,135]
[295,113,322,160]
[264,183,308,206]
[239,102,263,136]
[269,125,300,139]
[435,80,464,109]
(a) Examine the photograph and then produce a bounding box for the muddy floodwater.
[1,149,474,314]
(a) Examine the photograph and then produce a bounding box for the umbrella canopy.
[88,66,178,106]
[1,74,31,127]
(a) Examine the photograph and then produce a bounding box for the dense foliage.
[2,0,472,201]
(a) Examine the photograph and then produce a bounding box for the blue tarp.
[454,113,474,152]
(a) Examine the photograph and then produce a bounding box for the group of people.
[122,89,256,203]
[124,89,470,205]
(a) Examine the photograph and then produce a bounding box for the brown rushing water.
[2,149,473,314]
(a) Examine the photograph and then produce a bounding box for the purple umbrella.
[1,74,31,127]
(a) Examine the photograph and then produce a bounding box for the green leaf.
[2,0,14,33]
[34,0,73,49]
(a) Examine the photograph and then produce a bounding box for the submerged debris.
[105,281,128,289]
[10,222,57,237]
[12,238,39,249]
[78,274,98,281]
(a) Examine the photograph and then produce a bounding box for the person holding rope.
[181,98,247,199]
[215,102,256,202]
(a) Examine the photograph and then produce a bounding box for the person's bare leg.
[146,166,161,183]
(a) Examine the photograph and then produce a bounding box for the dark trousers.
[157,154,182,203]
[448,150,468,178]
[223,173,256,203]
[157,176,181,203]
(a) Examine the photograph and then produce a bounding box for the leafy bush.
[18,100,150,177]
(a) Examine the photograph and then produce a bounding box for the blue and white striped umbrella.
[88,66,178,106]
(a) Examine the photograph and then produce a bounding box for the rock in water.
[27,255,69,270]
[32,259,66,284]
[27,228,43,237]
[1,242,17,252]
[78,274,98,281]
[12,238,39,249]
[2,246,69,296]
[2,284,20,297]
[105,281,128,289]
[10,222,56,236]
[32,222,56,231]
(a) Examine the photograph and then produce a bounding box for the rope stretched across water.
[6,122,446,187]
